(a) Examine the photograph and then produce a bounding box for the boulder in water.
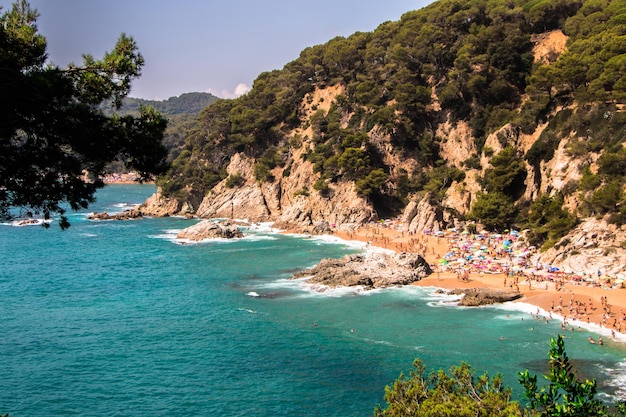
[177,220,243,241]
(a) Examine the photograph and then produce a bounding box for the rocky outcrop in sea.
[176,220,244,241]
[293,251,433,290]
[445,288,523,306]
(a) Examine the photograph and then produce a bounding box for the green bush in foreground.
[376,335,626,417]
[374,360,521,417]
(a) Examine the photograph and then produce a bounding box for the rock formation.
[125,25,625,276]
[293,251,433,289]
[176,220,244,241]
[88,211,143,221]
[532,218,626,277]
[446,288,523,306]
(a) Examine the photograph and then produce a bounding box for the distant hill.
[117,92,219,116]
[102,92,220,164]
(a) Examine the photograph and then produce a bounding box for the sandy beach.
[332,222,626,342]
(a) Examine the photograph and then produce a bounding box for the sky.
[1,0,434,100]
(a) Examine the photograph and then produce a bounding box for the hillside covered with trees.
[154,0,626,257]
[101,92,218,164]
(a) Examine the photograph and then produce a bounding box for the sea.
[1,184,625,416]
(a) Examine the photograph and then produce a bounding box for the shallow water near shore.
[1,184,625,416]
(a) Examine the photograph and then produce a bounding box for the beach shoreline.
[328,223,626,343]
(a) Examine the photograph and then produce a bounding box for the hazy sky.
[1,0,434,100]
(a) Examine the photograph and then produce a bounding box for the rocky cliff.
[143,0,626,275]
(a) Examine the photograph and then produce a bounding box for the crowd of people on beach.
[346,221,624,291]
[338,220,626,340]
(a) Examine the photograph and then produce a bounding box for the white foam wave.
[5,218,52,227]
[489,301,626,343]
[241,234,277,242]
[604,361,626,400]
[148,228,252,246]
[358,336,425,351]
[308,234,368,249]
[111,202,139,209]
[299,283,372,298]
[175,237,240,246]
[245,222,280,233]
[360,337,395,346]
[237,307,257,314]
[257,276,370,298]
[148,229,181,243]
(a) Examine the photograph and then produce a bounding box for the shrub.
[293,188,310,198]
[355,169,388,197]
[225,173,244,188]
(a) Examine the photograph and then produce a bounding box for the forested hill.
[101,92,219,116]
[153,0,626,269]
[102,92,219,162]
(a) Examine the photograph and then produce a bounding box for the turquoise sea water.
[1,184,625,416]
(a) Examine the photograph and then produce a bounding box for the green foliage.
[101,92,218,116]
[375,359,521,417]
[519,335,610,416]
[524,193,578,250]
[394,169,424,202]
[338,147,371,180]
[377,336,626,417]
[313,178,329,194]
[483,147,527,199]
[225,173,244,188]
[0,1,168,227]
[525,131,561,168]
[468,192,517,231]
[293,187,310,198]
[578,165,602,192]
[422,165,466,203]
[355,169,388,197]
[463,154,482,170]
[588,180,624,216]
[152,0,626,231]
[100,93,218,163]
[597,148,626,177]
[251,146,285,182]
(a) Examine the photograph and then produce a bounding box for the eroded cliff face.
[139,100,582,235]
[533,218,626,277]
[136,28,626,274]
[142,149,376,232]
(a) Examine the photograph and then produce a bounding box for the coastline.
[329,223,626,343]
